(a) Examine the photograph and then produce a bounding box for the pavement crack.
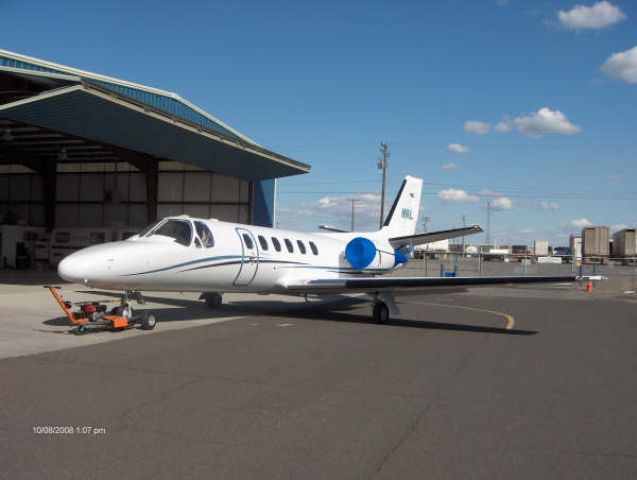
[370,333,490,478]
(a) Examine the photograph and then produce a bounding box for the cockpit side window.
[195,221,214,248]
[151,220,192,246]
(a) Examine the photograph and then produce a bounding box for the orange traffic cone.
[585,280,593,292]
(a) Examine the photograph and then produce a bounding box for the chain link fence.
[400,253,637,293]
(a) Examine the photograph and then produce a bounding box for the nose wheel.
[372,301,390,324]
[200,292,223,309]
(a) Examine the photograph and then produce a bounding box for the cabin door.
[234,228,259,286]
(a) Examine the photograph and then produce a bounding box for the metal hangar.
[0,49,309,268]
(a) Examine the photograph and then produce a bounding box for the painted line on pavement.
[403,301,515,330]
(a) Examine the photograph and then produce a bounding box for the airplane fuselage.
[58,216,402,293]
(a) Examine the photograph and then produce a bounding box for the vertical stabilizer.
[381,176,423,237]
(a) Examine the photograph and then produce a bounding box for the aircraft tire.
[373,301,389,324]
[204,292,223,309]
[140,312,157,330]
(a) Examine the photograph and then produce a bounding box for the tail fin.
[381,175,423,237]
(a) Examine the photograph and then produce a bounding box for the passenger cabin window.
[151,220,192,246]
[309,241,319,255]
[195,221,214,248]
[297,240,307,254]
[284,239,294,253]
[271,237,281,252]
[242,233,254,249]
[258,235,269,251]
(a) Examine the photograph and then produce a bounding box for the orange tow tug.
[47,286,157,334]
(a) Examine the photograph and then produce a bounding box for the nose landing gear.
[200,292,223,309]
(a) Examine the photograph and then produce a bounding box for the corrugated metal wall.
[0,162,252,228]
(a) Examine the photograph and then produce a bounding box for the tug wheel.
[140,312,157,330]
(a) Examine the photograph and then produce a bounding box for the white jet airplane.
[58,176,575,323]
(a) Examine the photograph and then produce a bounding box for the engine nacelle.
[345,237,407,271]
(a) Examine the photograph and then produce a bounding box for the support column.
[42,160,57,232]
[146,160,158,224]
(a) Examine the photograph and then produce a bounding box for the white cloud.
[438,188,479,204]
[601,45,637,84]
[469,108,580,137]
[280,193,382,229]
[570,217,593,228]
[277,207,315,217]
[608,173,622,180]
[447,143,470,154]
[520,228,535,235]
[358,193,381,203]
[490,196,513,210]
[558,1,626,30]
[464,120,491,134]
[316,193,380,211]
[504,107,581,136]
[538,201,560,211]
[442,162,459,171]
[495,121,511,132]
[612,223,628,232]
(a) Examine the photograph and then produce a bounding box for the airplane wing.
[389,225,483,249]
[283,275,576,294]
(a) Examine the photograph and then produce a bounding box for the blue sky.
[2,0,635,245]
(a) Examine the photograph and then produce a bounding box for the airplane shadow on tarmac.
[43,291,537,336]
[269,299,538,336]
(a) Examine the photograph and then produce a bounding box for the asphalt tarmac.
[2,289,637,479]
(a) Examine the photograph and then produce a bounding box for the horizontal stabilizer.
[389,225,483,248]
[318,224,348,233]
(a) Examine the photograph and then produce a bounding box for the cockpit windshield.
[136,220,162,238]
[148,220,193,246]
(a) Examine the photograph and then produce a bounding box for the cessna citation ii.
[58,176,575,323]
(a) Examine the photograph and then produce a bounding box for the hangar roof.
[0,49,310,180]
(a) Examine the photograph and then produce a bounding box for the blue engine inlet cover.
[345,237,377,270]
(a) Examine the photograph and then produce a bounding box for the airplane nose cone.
[58,253,89,285]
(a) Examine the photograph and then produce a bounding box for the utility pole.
[485,202,491,245]
[349,198,357,231]
[422,215,430,233]
[378,142,389,228]
[461,214,466,254]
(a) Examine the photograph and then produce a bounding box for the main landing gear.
[372,301,390,324]
[200,292,223,309]
[371,292,399,324]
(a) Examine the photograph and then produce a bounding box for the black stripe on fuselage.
[179,259,307,273]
